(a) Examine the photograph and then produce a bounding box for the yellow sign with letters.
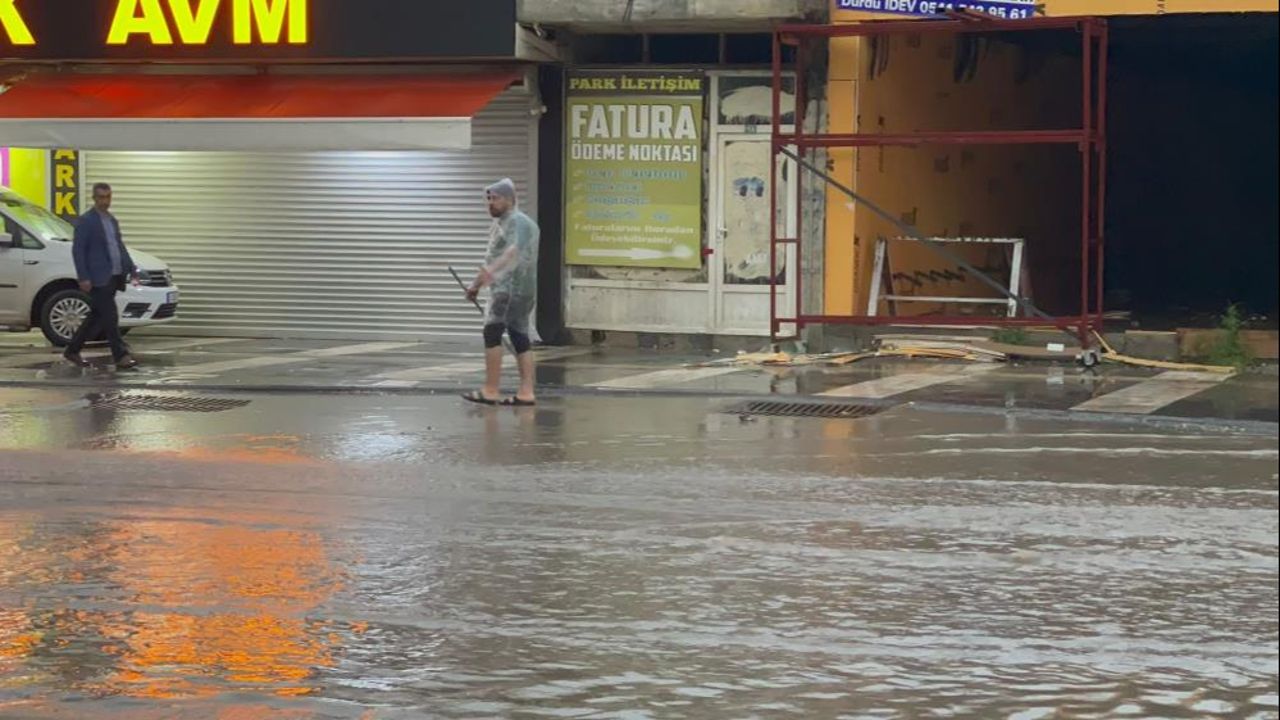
[50,150,80,223]
[105,0,309,46]
[2,0,509,61]
[0,0,35,45]
[4,0,309,48]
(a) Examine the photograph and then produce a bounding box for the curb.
[2,378,1276,437]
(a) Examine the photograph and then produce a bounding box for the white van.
[0,187,180,346]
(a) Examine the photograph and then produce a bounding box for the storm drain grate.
[725,400,888,419]
[89,394,250,413]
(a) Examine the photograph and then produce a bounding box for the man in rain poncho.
[463,178,540,406]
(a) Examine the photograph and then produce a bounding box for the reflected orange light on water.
[101,516,343,699]
[1,508,354,705]
[126,433,321,467]
[0,610,40,664]
[106,612,333,698]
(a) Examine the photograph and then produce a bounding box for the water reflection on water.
[1,509,350,716]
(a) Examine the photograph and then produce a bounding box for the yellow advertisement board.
[565,70,706,269]
[0,148,48,207]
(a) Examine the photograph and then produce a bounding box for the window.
[723,34,773,65]
[571,33,795,66]
[649,34,719,64]
[718,75,796,126]
[574,35,645,64]
[1,193,69,248]
[2,215,43,250]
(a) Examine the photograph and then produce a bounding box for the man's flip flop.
[462,391,498,405]
[500,397,536,407]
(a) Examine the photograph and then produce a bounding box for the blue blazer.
[72,209,136,288]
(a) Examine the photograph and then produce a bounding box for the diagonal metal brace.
[777,145,1058,324]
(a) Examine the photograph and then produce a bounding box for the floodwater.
[1,391,1277,718]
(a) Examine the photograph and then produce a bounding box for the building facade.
[3,0,544,341]
[822,0,1278,338]
[6,0,1276,346]
[522,0,825,344]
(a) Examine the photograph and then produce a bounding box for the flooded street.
[2,391,1277,719]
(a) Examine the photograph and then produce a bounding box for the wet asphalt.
[1,333,1277,425]
[1,388,1277,719]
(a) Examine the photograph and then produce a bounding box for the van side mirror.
[0,232,14,249]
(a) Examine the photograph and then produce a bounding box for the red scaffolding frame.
[770,15,1108,345]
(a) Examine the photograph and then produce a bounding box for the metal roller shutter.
[83,88,536,340]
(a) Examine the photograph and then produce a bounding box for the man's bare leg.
[483,345,504,400]
[515,350,536,402]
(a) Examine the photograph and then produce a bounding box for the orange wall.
[825,33,1083,316]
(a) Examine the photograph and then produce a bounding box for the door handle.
[23,260,38,265]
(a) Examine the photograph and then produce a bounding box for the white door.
[711,134,797,336]
[0,215,28,325]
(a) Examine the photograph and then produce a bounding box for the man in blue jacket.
[64,183,138,369]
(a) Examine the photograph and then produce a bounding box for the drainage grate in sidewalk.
[724,400,889,419]
[88,394,250,413]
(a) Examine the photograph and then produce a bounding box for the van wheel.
[40,289,92,348]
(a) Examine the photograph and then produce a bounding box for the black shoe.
[63,351,89,367]
[114,354,139,370]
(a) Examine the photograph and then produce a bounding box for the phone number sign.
[836,0,1038,18]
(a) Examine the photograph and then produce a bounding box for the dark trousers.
[67,279,129,360]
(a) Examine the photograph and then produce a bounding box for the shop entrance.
[79,86,538,340]
[1,0,531,342]
[0,74,532,341]
[790,17,1106,343]
[564,71,800,339]
[1104,13,1279,329]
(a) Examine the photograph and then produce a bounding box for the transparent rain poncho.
[482,179,540,333]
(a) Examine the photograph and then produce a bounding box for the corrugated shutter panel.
[82,88,536,340]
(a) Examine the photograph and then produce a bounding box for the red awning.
[0,72,519,151]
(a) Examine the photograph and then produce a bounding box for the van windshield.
[1,191,76,243]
